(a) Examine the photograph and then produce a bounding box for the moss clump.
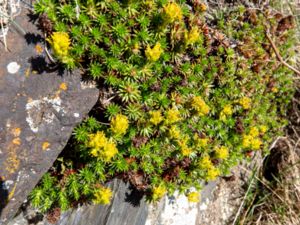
[31,0,297,212]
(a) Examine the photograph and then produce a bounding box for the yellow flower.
[101,142,118,162]
[177,135,189,147]
[152,185,166,200]
[149,110,163,125]
[88,132,118,162]
[145,42,163,62]
[88,131,107,150]
[177,135,193,156]
[187,192,200,203]
[198,138,209,147]
[260,125,268,134]
[220,105,233,121]
[47,32,71,61]
[90,148,99,157]
[181,145,193,156]
[169,125,180,139]
[223,105,233,115]
[163,3,183,23]
[199,155,213,170]
[249,127,259,137]
[215,146,229,159]
[93,187,113,205]
[166,108,181,124]
[194,134,209,148]
[186,27,200,45]
[206,166,220,181]
[242,135,252,148]
[191,96,210,116]
[242,134,262,150]
[239,97,251,110]
[251,138,262,150]
[111,114,129,135]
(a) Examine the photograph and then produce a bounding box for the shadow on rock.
[0,177,9,217]
[28,55,65,75]
[24,32,43,45]
[125,184,144,207]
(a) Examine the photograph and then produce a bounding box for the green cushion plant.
[30,0,297,212]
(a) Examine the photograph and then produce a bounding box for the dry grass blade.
[265,32,300,76]
[231,168,257,225]
[237,134,300,225]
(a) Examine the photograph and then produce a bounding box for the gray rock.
[0,5,98,224]
[45,179,148,225]
[7,179,148,225]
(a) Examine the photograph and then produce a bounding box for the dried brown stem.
[265,32,300,76]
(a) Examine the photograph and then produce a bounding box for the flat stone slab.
[0,5,98,224]
[44,179,148,225]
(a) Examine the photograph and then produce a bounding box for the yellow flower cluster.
[47,32,70,62]
[242,127,263,150]
[185,27,200,45]
[145,42,163,61]
[111,114,129,135]
[251,138,263,150]
[89,131,118,162]
[169,125,180,139]
[149,110,163,125]
[199,155,213,169]
[249,127,259,137]
[187,191,200,203]
[194,134,209,148]
[191,96,210,116]
[206,167,220,181]
[93,187,113,205]
[152,185,166,200]
[178,136,193,156]
[166,108,181,124]
[215,146,229,159]
[239,97,251,110]
[181,145,193,156]
[260,125,268,134]
[199,155,220,181]
[163,2,183,23]
[220,105,233,121]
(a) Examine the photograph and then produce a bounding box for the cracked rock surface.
[0,6,99,224]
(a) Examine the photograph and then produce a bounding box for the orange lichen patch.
[5,144,20,174]
[59,82,68,91]
[8,183,17,200]
[12,128,21,137]
[12,138,21,146]
[35,44,44,54]
[42,141,50,151]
